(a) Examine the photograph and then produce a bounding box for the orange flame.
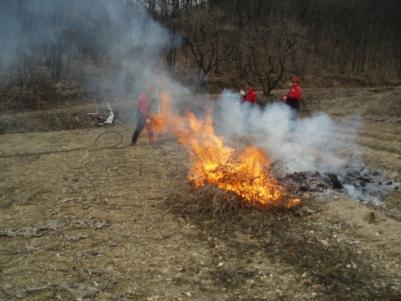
[151,91,300,208]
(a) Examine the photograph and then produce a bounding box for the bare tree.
[178,9,235,79]
[245,22,301,95]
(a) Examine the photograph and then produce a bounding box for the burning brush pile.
[151,92,301,210]
[151,91,398,211]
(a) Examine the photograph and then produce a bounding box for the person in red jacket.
[240,81,257,104]
[282,76,303,115]
[240,81,257,132]
[131,88,155,145]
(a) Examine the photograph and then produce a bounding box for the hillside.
[1,1,401,300]
[1,87,401,300]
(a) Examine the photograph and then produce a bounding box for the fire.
[151,91,300,208]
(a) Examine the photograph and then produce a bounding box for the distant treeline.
[0,0,167,111]
[0,0,400,111]
[151,0,401,92]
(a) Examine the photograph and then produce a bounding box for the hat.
[291,76,301,83]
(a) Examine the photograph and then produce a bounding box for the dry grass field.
[1,88,400,300]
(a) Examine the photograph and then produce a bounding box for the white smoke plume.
[0,1,363,176]
[0,0,181,100]
[216,91,362,174]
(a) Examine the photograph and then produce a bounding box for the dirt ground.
[1,88,401,300]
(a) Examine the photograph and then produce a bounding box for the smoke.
[0,0,180,99]
[0,1,362,175]
[216,91,362,174]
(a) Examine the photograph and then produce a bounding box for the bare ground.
[1,88,401,300]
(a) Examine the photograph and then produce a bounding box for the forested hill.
[159,0,401,92]
[0,0,400,111]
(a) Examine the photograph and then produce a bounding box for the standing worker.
[282,76,304,116]
[240,81,257,132]
[131,87,155,145]
[240,81,257,105]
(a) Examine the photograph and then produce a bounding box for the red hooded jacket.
[137,92,150,115]
[286,83,302,101]
[243,88,257,104]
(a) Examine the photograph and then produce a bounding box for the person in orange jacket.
[131,88,155,145]
[282,76,303,115]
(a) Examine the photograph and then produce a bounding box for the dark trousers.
[131,111,154,144]
[242,102,254,132]
[286,98,300,119]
